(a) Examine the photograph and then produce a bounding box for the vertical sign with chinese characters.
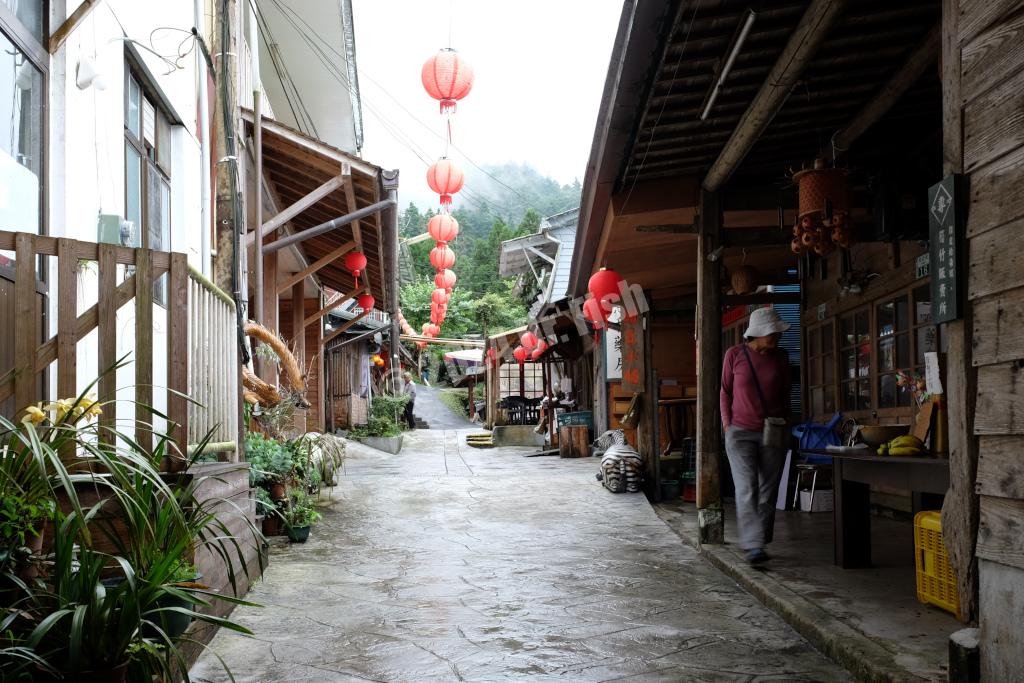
[928,175,963,325]
[620,315,645,393]
[605,326,623,380]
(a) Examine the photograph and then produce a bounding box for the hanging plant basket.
[791,160,854,256]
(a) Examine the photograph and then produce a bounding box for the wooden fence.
[187,267,239,459]
[0,230,191,469]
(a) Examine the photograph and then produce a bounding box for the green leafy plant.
[282,505,322,529]
[245,431,294,487]
[0,362,262,682]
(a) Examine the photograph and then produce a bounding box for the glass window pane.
[858,380,872,410]
[842,348,857,380]
[877,301,895,336]
[824,387,836,413]
[841,315,856,347]
[809,357,821,385]
[896,333,910,369]
[124,143,142,247]
[808,327,819,357]
[0,35,43,236]
[127,76,141,139]
[857,344,871,378]
[914,285,932,325]
[917,326,937,367]
[895,296,909,332]
[822,322,833,353]
[1,0,44,41]
[812,387,824,416]
[879,373,897,408]
[156,111,172,174]
[823,353,834,384]
[855,310,870,344]
[880,336,896,371]
[842,382,856,411]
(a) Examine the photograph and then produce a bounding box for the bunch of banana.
[877,435,926,456]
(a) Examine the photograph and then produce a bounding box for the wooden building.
[566,0,1024,676]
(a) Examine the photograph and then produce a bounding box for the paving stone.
[191,430,852,682]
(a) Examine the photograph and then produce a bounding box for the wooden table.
[800,449,950,569]
[659,397,696,455]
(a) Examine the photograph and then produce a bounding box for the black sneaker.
[746,548,770,565]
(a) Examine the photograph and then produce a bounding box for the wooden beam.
[702,0,848,191]
[276,240,355,294]
[635,223,697,234]
[304,286,360,328]
[291,282,307,433]
[399,335,485,347]
[696,189,724,544]
[342,163,362,247]
[832,22,941,152]
[721,227,792,248]
[322,309,371,346]
[246,174,346,247]
[723,292,801,305]
[48,0,100,54]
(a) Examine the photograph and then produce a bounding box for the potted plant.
[281,490,322,543]
[255,488,283,536]
[349,395,408,454]
[246,431,294,499]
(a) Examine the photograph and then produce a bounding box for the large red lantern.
[520,331,538,349]
[357,293,374,311]
[588,267,624,316]
[431,287,450,305]
[535,339,548,355]
[427,214,459,244]
[513,346,528,364]
[430,311,443,325]
[426,159,464,208]
[421,48,474,114]
[434,268,457,292]
[427,323,440,337]
[582,297,606,328]
[344,251,368,279]
[429,244,456,270]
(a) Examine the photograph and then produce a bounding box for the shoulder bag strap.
[741,344,768,415]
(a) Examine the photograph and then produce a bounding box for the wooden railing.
[0,230,189,468]
[187,267,239,459]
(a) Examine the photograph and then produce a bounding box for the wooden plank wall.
[279,297,325,433]
[956,0,1024,678]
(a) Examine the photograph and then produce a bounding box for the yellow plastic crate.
[913,511,961,619]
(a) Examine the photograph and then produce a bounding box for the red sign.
[620,317,645,393]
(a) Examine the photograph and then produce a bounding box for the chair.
[791,413,843,512]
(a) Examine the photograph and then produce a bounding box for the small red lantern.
[357,293,375,311]
[427,214,459,243]
[430,311,443,325]
[344,251,368,279]
[531,348,543,361]
[588,267,623,316]
[520,331,538,349]
[426,159,464,208]
[535,339,548,354]
[429,244,456,270]
[421,48,474,114]
[416,340,428,349]
[431,287,450,305]
[427,323,440,337]
[434,268,457,292]
[513,346,528,364]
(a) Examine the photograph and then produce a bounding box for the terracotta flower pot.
[262,514,283,537]
[269,482,286,500]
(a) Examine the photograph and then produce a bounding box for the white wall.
[47,0,209,434]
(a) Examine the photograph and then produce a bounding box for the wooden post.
[938,0,977,623]
[97,244,117,435]
[260,229,279,386]
[13,234,37,421]
[56,239,77,402]
[253,92,264,326]
[696,189,724,543]
[167,253,189,471]
[559,425,589,458]
[134,247,153,453]
[292,283,306,433]
[212,0,240,295]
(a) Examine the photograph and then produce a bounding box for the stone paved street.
[192,430,852,682]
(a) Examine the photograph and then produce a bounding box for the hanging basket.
[794,165,849,219]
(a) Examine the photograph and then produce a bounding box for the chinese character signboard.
[928,175,963,325]
[620,316,645,393]
[605,326,622,380]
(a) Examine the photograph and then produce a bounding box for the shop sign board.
[556,411,593,428]
[620,316,645,393]
[928,174,963,325]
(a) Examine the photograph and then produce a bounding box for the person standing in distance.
[402,371,418,430]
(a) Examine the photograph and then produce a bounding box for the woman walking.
[720,308,792,564]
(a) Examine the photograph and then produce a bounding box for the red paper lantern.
[431,287,450,305]
[344,251,368,278]
[416,341,428,349]
[427,323,440,337]
[588,267,623,316]
[520,331,538,349]
[357,293,375,311]
[421,48,474,114]
[429,244,456,270]
[513,346,528,364]
[531,348,543,361]
[582,297,606,328]
[535,339,548,354]
[427,214,460,243]
[434,268,457,292]
[430,311,443,325]
[426,159,464,208]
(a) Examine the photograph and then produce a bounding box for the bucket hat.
[744,307,791,339]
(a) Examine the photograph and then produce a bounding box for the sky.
[351,0,624,210]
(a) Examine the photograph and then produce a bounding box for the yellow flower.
[52,398,74,422]
[83,398,103,419]
[22,405,46,425]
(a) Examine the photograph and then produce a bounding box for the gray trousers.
[725,426,787,550]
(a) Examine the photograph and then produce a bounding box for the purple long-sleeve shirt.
[720,344,790,432]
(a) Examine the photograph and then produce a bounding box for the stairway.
[414,417,430,429]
